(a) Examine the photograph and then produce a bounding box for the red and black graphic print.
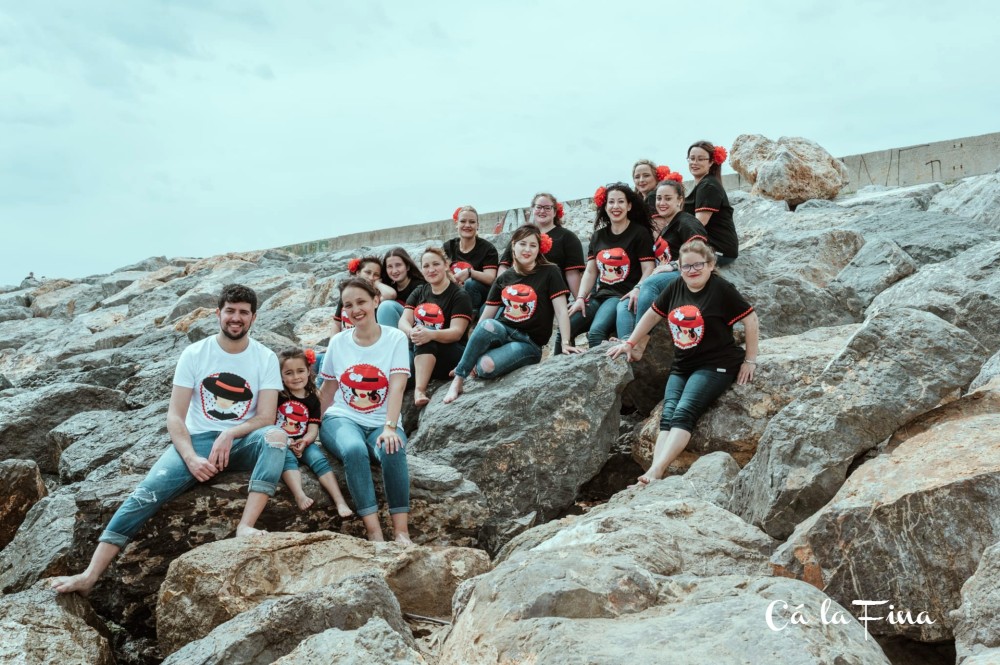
[277,400,309,438]
[654,237,670,263]
[338,364,389,413]
[451,260,473,276]
[596,248,631,285]
[414,302,446,330]
[668,305,705,350]
[500,283,538,322]
[200,372,254,421]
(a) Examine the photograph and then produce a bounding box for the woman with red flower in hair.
[331,256,397,335]
[686,141,739,265]
[607,238,759,485]
[443,224,580,404]
[443,206,498,313]
[498,192,585,298]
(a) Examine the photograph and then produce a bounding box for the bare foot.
[628,472,659,489]
[335,502,354,518]
[295,494,315,511]
[442,376,464,404]
[394,533,413,545]
[236,524,267,538]
[414,389,430,407]
[51,573,96,596]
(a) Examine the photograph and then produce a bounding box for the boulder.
[731,308,987,539]
[839,182,944,211]
[953,540,1000,663]
[272,617,425,665]
[0,383,128,473]
[0,580,114,665]
[0,459,46,549]
[772,405,1000,641]
[160,573,414,663]
[971,350,1000,392]
[0,491,77,593]
[99,277,166,308]
[621,323,673,415]
[99,270,152,297]
[0,316,67,350]
[156,531,489,654]
[633,325,858,472]
[410,348,632,525]
[868,241,1000,353]
[729,134,849,206]
[29,282,104,319]
[928,168,1000,231]
[0,305,31,323]
[827,238,918,314]
[294,307,338,347]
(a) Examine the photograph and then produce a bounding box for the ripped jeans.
[99,426,288,548]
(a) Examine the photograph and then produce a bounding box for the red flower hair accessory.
[539,233,553,254]
[347,258,361,274]
[452,207,462,222]
[655,165,672,182]
[667,171,684,183]
[713,146,728,165]
[555,202,564,220]
[304,349,316,365]
[594,186,607,208]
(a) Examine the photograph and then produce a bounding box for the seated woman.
[685,141,739,265]
[377,248,425,329]
[632,159,661,217]
[443,224,581,404]
[443,206,498,312]
[565,183,655,349]
[398,246,473,407]
[608,238,759,484]
[331,256,397,335]
[318,278,412,543]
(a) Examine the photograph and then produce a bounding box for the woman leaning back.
[685,140,739,265]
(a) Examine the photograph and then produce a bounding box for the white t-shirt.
[320,325,411,428]
[172,336,283,434]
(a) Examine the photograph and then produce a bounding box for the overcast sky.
[2,1,998,286]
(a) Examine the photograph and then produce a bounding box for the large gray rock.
[953,540,1000,663]
[29,281,104,319]
[0,383,128,473]
[0,579,114,665]
[730,134,849,206]
[928,168,1000,231]
[731,308,987,539]
[828,238,918,314]
[0,491,77,593]
[971,350,1000,392]
[410,348,632,525]
[0,305,31,323]
[0,459,46,549]
[160,573,414,663]
[868,241,1000,353]
[272,617,425,665]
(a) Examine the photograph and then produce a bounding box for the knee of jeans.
[476,354,496,377]
[124,486,157,509]
[480,319,497,333]
[265,429,289,450]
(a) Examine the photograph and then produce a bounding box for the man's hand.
[185,455,219,482]
[208,429,236,470]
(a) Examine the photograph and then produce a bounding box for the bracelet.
[743,359,757,365]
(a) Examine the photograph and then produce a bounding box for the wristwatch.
[385,419,398,429]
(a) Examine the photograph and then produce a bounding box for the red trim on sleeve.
[499,259,512,267]
[390,367,412,376]
[485,299,502,306]
[728,306,754,326]
[320,372,336,381]
[404,304,415,310]
[639,255,657,263]
[689,234,708,243]
[452,313,473,321]
[695,207,719,213]
[307,417,322,424]
[482,264,498,270]
[651,302,670,318]
[563,264,586,272]
[586,253,595,262]
[548,288,570,300]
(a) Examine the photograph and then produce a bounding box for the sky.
[1,0,998,286]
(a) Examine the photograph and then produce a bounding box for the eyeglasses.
[533,205,554,211]
[680,261,707,273]
[687,156,710,163]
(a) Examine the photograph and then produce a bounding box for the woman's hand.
[652,262,675,275]
[289,439,306,458]
[567,297,586,317]
[562,345,584,354]
[737,361,756,385]
[409,325,432,346]
[377,427,404,454]
[606,342,635,362]
[455,268,471,285]
[620,286,640,312]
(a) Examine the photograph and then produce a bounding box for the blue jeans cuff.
[388,507,410,515]
[248,480,277,496]
[98,529,130,548]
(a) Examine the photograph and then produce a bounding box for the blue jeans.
[453,318,541,379]
[100,426,288,547]
[463,279,490,313]
[319,416,409,517]
[567,295,636,348]
[637,271,681,321]
[717,255,736,266]
[282,441,333,476]
[659,369,736,432]
[313,352,326,388]
[376,300,404,329]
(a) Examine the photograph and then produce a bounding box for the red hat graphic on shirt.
[451,261,473,276]
[415,303,446,329]
[668,305,705,350]
[501,283,537,322]
[278,400,309,437]
[339,364,390,413]
[597,248,631,285]
[200,372,253,421]
[654,237,670,263]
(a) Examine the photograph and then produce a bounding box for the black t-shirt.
[658,212,709,264]
[276,392,322,440]
[587,222,656,299]
[499,226,586,276]
[334,302,353,330]
[684,177,739,258]
[443,237,500,277]
[485,264,569,347]
[651,273,754,375]
[405,281,474,338]
[393,277,426,307]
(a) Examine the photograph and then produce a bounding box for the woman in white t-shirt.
[318,277,413,543]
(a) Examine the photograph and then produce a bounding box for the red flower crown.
[347,258,361,274]
[452,207,462,222]
[713,146,728,166]
[594,186,607,208]
[540,233,553,254]
[667,171,684,182]
[655,165,672,182]
[304,349,316,365]
[555,202,564,220]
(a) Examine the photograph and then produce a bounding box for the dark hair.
[531,192,563,227]
[338,277,380,299]
[593,182,654,233]
[277,348,318,399]
[218,284,258,313]
[688,140,722,179]
[655,179,687,199]
[382,247,422,287]
[509,224,551,275]
[351,256,382,276]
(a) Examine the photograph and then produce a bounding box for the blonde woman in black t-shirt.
[443,205,499,312]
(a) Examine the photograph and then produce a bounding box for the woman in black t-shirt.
[685,140,739,264]
[566,182,656,350]
[443,224,580,404]
[378,248,425,329]
[443,205,499,312]
[398,247,473,407]
[608,238,759,485]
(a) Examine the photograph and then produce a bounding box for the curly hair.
[593,182,654,234]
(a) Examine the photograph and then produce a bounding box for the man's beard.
[221,325,250,341]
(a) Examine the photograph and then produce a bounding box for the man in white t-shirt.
[52,283,288,596]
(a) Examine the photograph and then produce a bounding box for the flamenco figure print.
[414,303,446,329]
[339,364,390,413]
[501,283,538,322]
[277,400,309,437]
[200,371,253,421]
[668,305,705,349]
[597,248,631,285]
[451,260,473,277]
